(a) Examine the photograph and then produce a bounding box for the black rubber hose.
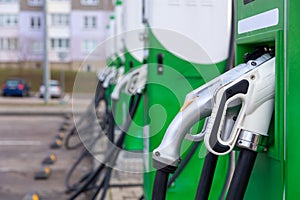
[107,110,115,143]
[98,167,113,200]
[226,149,257,200]
[68,93,142,200]
[65,149,91,192]
[91,94,142,200]
[65,133,104,192]
[194,152,219,200]
[194,1,236,199]
[152,170,169,200]
[88,174,107,199]
[64,102,95,150]
[220,151,235,199]
[67,114,113,199]
[68,163,106,200]
[64,124,98,150]
[65,80,105,150]
[94,80,105,109]
[167,142,200,188]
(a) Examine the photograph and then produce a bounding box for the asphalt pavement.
[0,95,143,200]
[0,115,89,200]
[0,94,87,116]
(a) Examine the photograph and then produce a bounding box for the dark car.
[2,78,31,97]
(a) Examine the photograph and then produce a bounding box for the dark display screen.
[244,0,255,5]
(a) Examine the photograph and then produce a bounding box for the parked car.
[39,80,62,98]
[2,78,31,97]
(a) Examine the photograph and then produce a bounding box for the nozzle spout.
[153,91,213,168]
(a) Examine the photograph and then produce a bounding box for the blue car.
[2,78,31,97]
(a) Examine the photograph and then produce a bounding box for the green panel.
[106,57,115,67]
[123,93,144,151]
[124,47,143,72]
[143,28,228,200]
[236,1,285,199]
[286,0,300,198]
[119,50,144,151]
[236,0,283,37]
[109,55,124,124]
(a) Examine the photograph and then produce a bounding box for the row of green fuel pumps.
[83,0,300,199]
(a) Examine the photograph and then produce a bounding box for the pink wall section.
[6,10,111,63]
[70,10,111,61]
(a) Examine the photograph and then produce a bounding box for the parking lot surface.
[0,116,87,200]
[0,113,143,200]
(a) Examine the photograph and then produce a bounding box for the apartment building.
[0,0,113,70]
[48,0,71,69]
[0,0,19,68]
[71,0,112,71]
[19,0,44,69]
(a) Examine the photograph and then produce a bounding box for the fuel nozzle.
[204,57,275,155]
[152,53,272,170]
[110,65,147,117]
[102,67,117,89]
[97,67,112,82]
[111,65,147,101]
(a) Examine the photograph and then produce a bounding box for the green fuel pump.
[143,0,232,199]
[120,0,145,151]
[233,0,300,199]
[152,0,300,199]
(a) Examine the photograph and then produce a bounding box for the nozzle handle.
[204,58,275,155]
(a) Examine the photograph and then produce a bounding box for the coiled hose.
[65,80,107,150]
[68,93,142,200]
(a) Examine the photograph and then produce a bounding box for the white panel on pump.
[122,0,144,63]
[105,25,111,60]
[147,0,231,64]
[106,17,116,59]
[114,3,124,58]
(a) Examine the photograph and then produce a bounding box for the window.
[51,14,69,26]
[50,38,70,50]
[28,0,43,6]
[0,14,18,27]
[0,38,18,50]
[30,16,41,29]
[82,40,97,53]
[0,0,18,3]
[83,16,97,29]
[81,0,99,6]
[31,41,43,53]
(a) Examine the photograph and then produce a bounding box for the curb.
[0,111,83,116]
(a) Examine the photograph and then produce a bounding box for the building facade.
[71,0,112,71]
[0,0,20,68]
[0,0,113,70]
[19,0,44,69]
